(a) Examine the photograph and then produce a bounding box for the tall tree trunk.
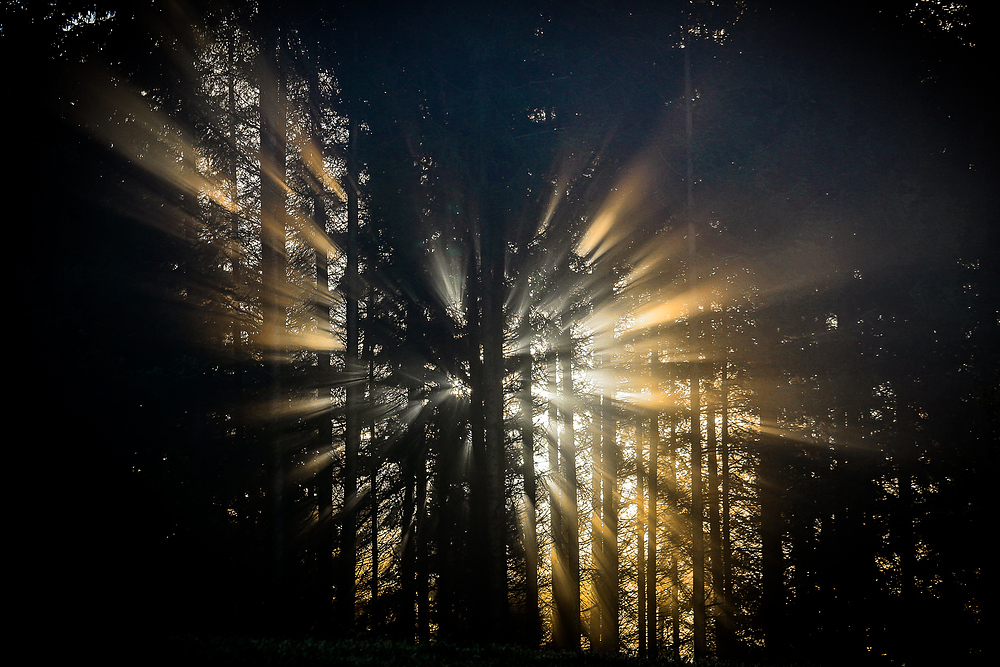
[467,230,488,635]
[416,451,429,643]
[646,411,658,656]
[690,361,705,660]
[339,116,361,630]
[435,401,463,639]
[552,320,580,649]
[895,404,916,666]
[548,346,564,646]
[599,391,619,651]
[367,317,379,632]
[718,364,735,656]
[563,322,580,649]
[258,13,287,623]
[519,313,541,645]
[758,399,785,661]
[590,374,605,652]
[400,440,416,642]
[707,392,722,653]
[667,412,681,661]
[472,65,510,641]
[480,240,509,641]
[225,23,245,355]
[314,181,335,625]
[684,42,706,659]
[306,47,336,630]
[637,422,646,658]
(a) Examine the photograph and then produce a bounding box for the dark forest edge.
[158,635,818,667]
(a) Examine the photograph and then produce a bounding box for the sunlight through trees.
[29,0,994,664]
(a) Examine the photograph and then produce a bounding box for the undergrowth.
[157,635,803,667]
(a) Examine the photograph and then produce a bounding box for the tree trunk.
[758,400,785,661]
[225,24,245,355]
[480,240,509,642]
[718,364,735,655]
[435,401,463,639]
[367,343,379,631]
[416,451,429,643]
[600,392,619,651]
[646,412,658,656]
[684,42,706,659]
[339,115,361,630]
[258,13,288,624]
[466,237,488,636]
[895,405,916,666]
[552,321,580,650]
[667,413,681,660]
[548,346,564,646]
[690,360,705,657]
[590,375,605,652]
[520,312,541,645]
[314,179,335,626]
[637,422,646,657]
[472,66,510,641]
[306,45,336,630]
[400,442,416,642]
[707,391,722,652]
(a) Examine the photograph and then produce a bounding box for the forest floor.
[155,635,804,667]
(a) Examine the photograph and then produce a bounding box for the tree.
[338,112,362,630]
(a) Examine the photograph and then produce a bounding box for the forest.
[14,0,995,665]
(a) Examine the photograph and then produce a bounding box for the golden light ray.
[618,228,688,289]
[281,327,345,353]
[291,208,342,259]
[535,387,581,416]
[614,390,685,411]
[76,67,241,225]
[289,445,338,485]
[544,474,580,522]
[576,160,658,262]
[536,150,577,238]
[757,421,868,451]
[300,138,347,202]
[254,392,334,421]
